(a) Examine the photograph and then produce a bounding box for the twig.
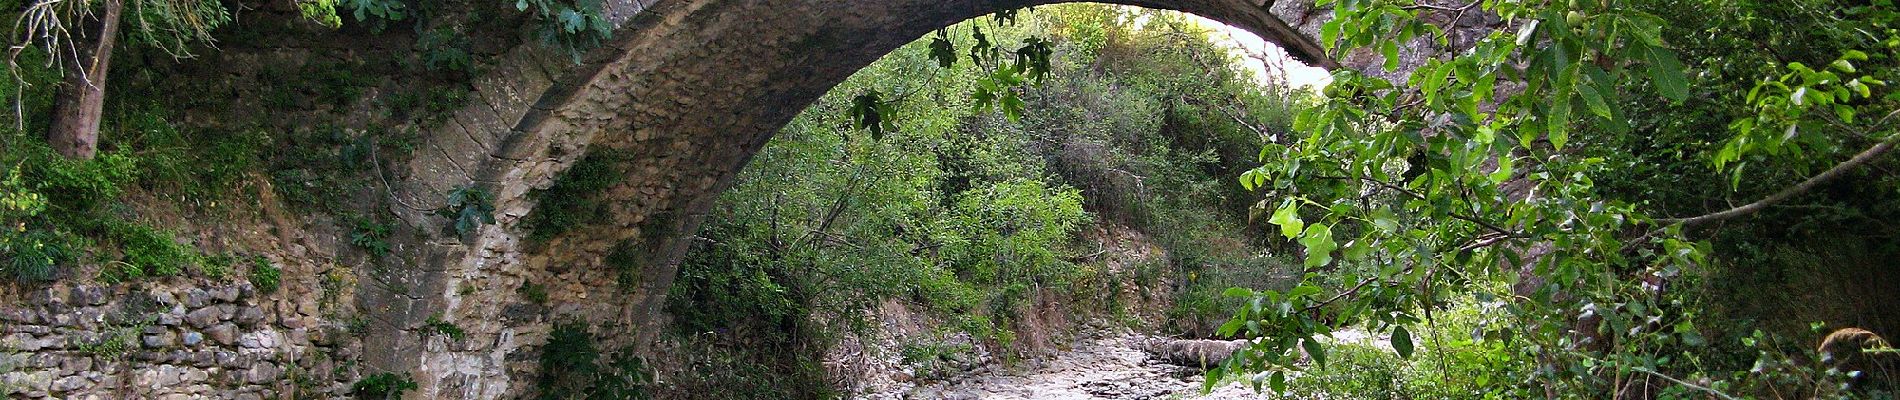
[1302,270,1396,313]
[1629,367,1742,400]
[1316,175,1525,238]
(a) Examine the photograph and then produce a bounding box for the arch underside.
[516,0,1340,334]
[378,0,1351,397]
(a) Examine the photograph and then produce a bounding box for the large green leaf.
[929,36,957,68]
[1392,325,1415,359]
[1270,202,1305,239]
[1302,338,1327,368]
[1298,224,1336,267]
[1646,46,1691,102]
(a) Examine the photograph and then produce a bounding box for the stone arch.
[376,0,1347,397]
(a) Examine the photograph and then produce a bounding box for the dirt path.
[865,334,1272,400]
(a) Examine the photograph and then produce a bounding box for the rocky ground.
[861,332,1275,400]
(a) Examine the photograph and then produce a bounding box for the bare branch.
[1659,133,1899,228]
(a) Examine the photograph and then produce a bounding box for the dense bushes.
[1275,299,1538,399]
[535,322,652,400]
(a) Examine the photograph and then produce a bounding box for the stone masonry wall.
[1,270,361,398]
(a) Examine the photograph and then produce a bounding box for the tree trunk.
[45,0,123,160]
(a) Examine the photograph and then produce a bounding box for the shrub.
[352,372,418,399]
[518,282,549,304]
[535,322,651,399]
[1281,341,1403,399]
[3,229,72,283]
[104,222,198,280]
[249,256,281,294]
[422,314,466,341]
[349,216,393,257]
[72,325,142,359]
[199,253,234,280]
[1,167,69,283]
[1395,301,1538,399]
[439,185,496,238]
[525,151,623,241]
[27,150,139,212]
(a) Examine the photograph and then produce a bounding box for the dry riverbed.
[861,333,1276,400]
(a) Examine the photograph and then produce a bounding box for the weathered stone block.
[181,367,208,383]
[27,288,63,306]
[0,308,38,323]
[233,307,267,328]
[238,330,278,349]
[142,330,179,349]
[243,364,280,384]
[68,287,108,306]
[185,307,226,329]
[50,374,88,392]
[207,323,239,346]
[210,287,240,303]
[2,333,37,351]
[183,288,211,308]
[150,291,178,306]
[57,356,91,372]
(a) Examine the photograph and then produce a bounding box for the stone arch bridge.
[362,0,1472,396]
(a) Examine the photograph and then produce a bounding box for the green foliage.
[1218,0,1900,397]
[28,150,140,212]
[536,322,652,400]
[655,333,833,399]
[0,106,264,285]
[349,216,393,257]
[198,252,234,280]
[439,185,496,238]
[899,341,975,382]
[604,241,642,290]
[590,350,655,400]
[351,372,418,399]
[416,27,474,73]
[250,256,282,294]
[267,125,393,213]
[71,319,147,359]
[339,0,407,33]
[941,179,1089,286]
[0,167,71,283]
[526,151,623,241]
[422,314,467,341]
[1392,301,1539,399]
[101,221,199,282]
[537,321,599,398]
[516,0,613,62]
[848,90,896,140]
[387,85,470,127]
[125,0,232,57]
[518,281,548,304]
[297,0,344,28]
[1257,300,1537,399]
[1275,341,1403,399]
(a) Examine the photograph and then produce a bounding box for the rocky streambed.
[861,333,1275,400]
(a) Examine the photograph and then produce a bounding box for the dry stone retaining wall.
[1,277,360,399]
